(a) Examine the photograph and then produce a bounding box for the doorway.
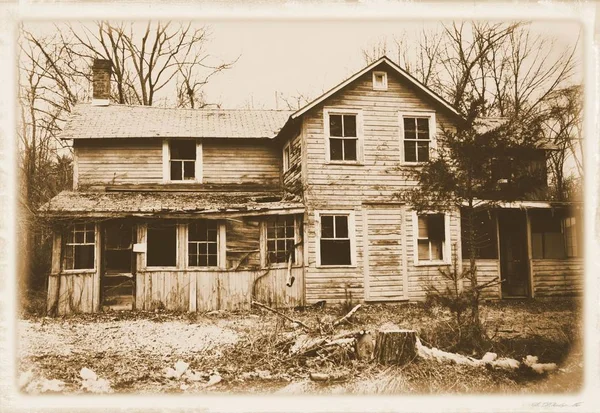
[101,220,136,310]
[498,210,530,298]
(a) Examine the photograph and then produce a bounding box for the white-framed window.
[146,221,178,267]
[188,220,219,267]
[324,108,363,163]
[265,215,297,265]
[316,211,355,267]
[372,71,388,91]
[400,112,436,163]
[63,223,95,270]
[414,212,450,265]
[282,142,291,173]
[162,139,202,183]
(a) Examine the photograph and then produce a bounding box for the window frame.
[323,108,364,164]
[413,211,451,266]
[62,223,97,272]
[162,139,203,183]
[399,112,437,164]
[261,214,299,268]
[315,210,356,268]
[186,220,221,269]
[282,141,291,173]
[372,71,388,91]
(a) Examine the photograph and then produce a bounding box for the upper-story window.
[400,113,436,163]
[163,140,202,183]
[282,142,291,173]
[324,109,363,163]
[372,71,388,91]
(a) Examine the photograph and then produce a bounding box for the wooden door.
[498,210,529,297]
[364,206,405,301]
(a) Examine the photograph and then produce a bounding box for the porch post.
[525,209,534,298]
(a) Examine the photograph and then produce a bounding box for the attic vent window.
[373,71,388,91]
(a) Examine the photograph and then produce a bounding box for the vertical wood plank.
[525,210,534,298]
[189,272,197,312]
[92,223,101,312]
[219,223,227,269]
[363,208,370,301]
[401,206,409,300]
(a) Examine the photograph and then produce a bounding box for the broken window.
[531,210,579,259]
[328,114,358,161]
[170,140,196,181]
[64,223,95,270]
[147,221,177,267]
[460,210,498,259]
[417,213,445,261]
[320,214,351,266]
[188,220,218,267]
[104,222,134,274]
[403,117,431,163]
[266,215,295,264]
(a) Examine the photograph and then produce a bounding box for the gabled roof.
[290,56,461,120]
[61,104,293,140]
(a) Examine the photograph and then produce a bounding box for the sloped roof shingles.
[61,104,293,140]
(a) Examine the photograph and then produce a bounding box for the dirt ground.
[17,298,583,395]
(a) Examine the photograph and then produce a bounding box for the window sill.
[401,162,427,166]
[414,260,450,267]
[59,269,96,275]
[164,180,202,184]
[316,264,356,269]
[144,267,180,271]
[326,161,364,166]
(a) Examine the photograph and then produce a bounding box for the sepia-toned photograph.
[6,2,593,405]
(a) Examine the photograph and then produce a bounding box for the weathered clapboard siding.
[302,69,459,304]
[135,267,304,311]
[282,133,303,196]
[75,139,163,187]
[405,209,461,301]
[203,141,281,185]
[531,258,583,297]
[75,139,281,188]
[462,259,502,300]
[364,205,405,301]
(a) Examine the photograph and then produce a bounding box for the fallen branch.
[251,300,312,331]
[332,304,362,327]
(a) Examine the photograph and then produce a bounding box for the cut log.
[373,329,417,365]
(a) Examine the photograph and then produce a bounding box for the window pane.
[74,245,95,269]
[418,240,430,260]
[343,139,357,161]
[431,239,443,260]
[277,239,286,252]
[404,141,416,162]
[417,141,429,162]
[544,233,566,259]
[171,161,183,180]
[183,161,195,179]
[75,231,84,244]
[329,115,343,137]
[428,214,445,241]
[404,118,416,132]
[64,245,74,269]
[330,138,343,160]
[418,216,428,238]
[343,115,357,137]
[417,118,429,132]
[208,255,218,267]
[267,240,275,252]
[335,215,348,238]
[417,131,429,140]
[321,215,334,238]
[147,223,177,267]
[320,240,351,265]
[86,230,95,243]
[170,141,196,160]
[208,243,217,254]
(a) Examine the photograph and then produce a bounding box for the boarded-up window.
[417,214,445,261]
[170,140,196,181]
[403,117,431,163]
[266,215,295,264]
[531,210,579,259]
[147,222,177,267]
[328,114,357,161]
[320,214,351,265]
[64,223,95,270]
[188,220,218,267]
[460,210,498,259]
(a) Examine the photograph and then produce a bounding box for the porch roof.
[39,191,304,218]
[467,199,582,209]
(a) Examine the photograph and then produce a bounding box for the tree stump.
[373,329,417,365]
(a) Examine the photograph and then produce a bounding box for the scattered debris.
[482,352,498,362]
[309,372,329,382]
[39,378,66,393]
[203,374,222,388]
[523,355,558,374]
[80,367,112,393]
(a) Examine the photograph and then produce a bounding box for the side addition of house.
[41,57,583,314]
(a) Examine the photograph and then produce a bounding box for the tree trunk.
[373,329,417,365]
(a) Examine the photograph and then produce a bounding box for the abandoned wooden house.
[40,57,583,314]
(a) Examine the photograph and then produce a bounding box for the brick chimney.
[92,59,112,106]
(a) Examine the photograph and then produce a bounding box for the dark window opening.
[320,214,351,265]
[417,214,445,261]
[328,114,358,161]
[188,220,218,267]
[461,210,498,259]
[266,215,295,264]
[64,223,95,270]
[403,117,430,162]
[147,222,177,267]
[169,140,196,181]
[530,210,579,259]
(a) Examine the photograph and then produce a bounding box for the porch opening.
[498,210,529,298]
[102,220,136,310]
